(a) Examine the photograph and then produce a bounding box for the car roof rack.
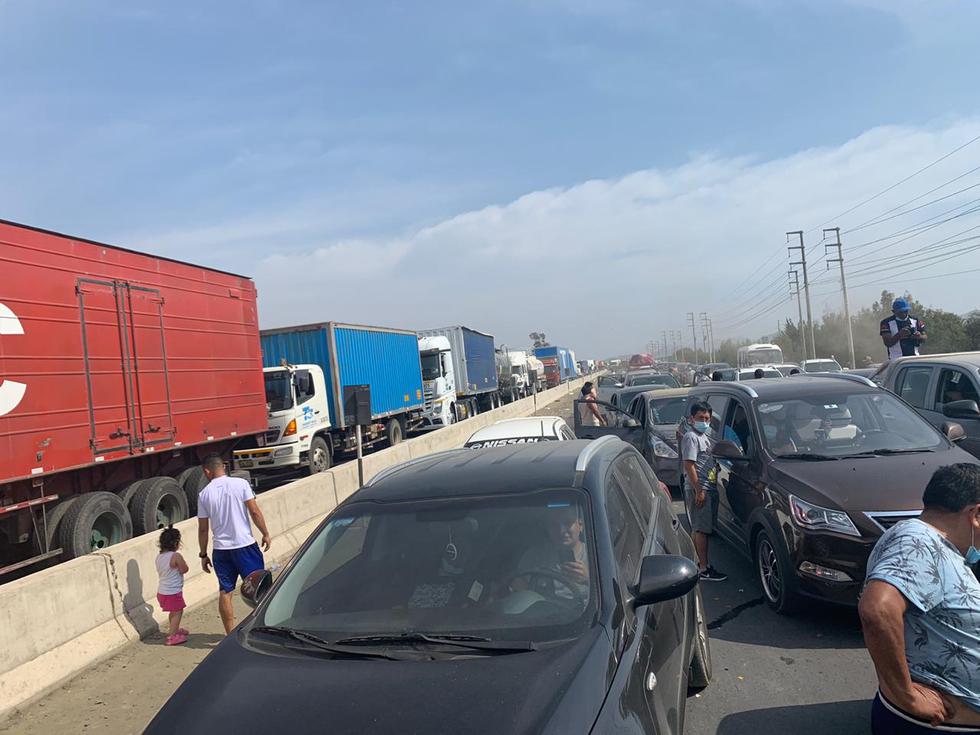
[807,373,878,388]
[573,435,619,486]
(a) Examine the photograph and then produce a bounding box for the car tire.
[59,492,134,559]
[307,436,332,473]
[755,528,802,614]
[688,586,712,693]
[175,466,207,515]
[130,476,189,535]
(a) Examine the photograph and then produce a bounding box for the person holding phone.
[514,505,589,599]
[881,298,928,361]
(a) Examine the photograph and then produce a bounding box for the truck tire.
[114,478,147,509]
[307,436,332,474]
[449,403,458,424]
[386,418,403,447]
[59,492,133,559]
[175,466,207,515]
[42,496,80,554]
[130,477,189,535]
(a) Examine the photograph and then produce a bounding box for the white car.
[800,358,843,373]
[736,367,783,380]
[464,417,576,448]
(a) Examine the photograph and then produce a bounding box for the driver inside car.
[511,505,589,600]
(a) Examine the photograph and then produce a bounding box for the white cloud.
[142,117,980,358]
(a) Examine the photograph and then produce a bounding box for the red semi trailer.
[0,220,267,576]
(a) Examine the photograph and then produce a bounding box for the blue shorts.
[212,543,264,593]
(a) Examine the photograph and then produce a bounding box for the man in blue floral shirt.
[860,464,980,734]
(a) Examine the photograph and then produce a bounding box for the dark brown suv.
[688,374,980,613]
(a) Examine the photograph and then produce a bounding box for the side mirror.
[632,555,699,607]
[943,400,980,420]
[624,417,640,429]
[712,440,748,461]
[942,422,966,442]
[241,569,274,608]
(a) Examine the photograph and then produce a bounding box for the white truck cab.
[418,335,458,427]
[233,364,333,474]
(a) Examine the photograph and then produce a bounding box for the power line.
[843,179,980,234]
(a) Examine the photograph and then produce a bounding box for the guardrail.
[0,375,592,720]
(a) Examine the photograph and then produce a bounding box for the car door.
[573,399,644,452]
[933,367,980,458]
[614,454,686,726]
[715,398,764,545]
[893,365,937,423]
[605,459,680,735]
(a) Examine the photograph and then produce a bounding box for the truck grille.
[265,429,280,443]
[864,511,921,533]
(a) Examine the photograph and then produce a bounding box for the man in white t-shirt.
[197,454,272,634]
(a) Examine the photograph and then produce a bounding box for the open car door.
[573,399,644,453]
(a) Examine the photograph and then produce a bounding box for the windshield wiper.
[774,453,840,461]
[250,625,400,659]
[845,448,936,457]
[334,632,537,652]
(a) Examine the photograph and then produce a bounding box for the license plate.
[237,460,254,468]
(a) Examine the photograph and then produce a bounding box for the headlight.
[651,437,678,459]
[789,495,860,537]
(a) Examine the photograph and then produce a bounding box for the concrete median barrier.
[0,376,590,720]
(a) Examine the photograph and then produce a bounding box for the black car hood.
[145,626,613,735]
[768,448,968,512]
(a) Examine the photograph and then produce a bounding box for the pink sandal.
[165,632,188,646]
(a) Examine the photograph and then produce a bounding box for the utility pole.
[708,317,715,364]
[824,227,856,370]
[671,331,679,361]
[662,330,668,359]
[687,312,699,363]
[788,269,806,360]
[787,230,816,358]
[699,312,713,362]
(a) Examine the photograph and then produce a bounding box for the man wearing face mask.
[881,298,928,362]
[860,464,980,734]
[681,401,727,582]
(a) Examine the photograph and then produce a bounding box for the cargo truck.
[0,220,267,576]
[534,346,575,387]
[233,323,425,477]
[418,326,499,426]
[496,348,533,402]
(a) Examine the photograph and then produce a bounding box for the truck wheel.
[175,466,207,515]
[307,436,332,474]
[386,419,403,447]
[449,403,458,424]
[59,492,133,559]
[130,477,189,535]
[114,479,147,509]
[42,496,80,554]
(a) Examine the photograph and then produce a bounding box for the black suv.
[147,439,711,735]
[688,375,979,613]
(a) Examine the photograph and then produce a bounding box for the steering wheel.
[502,569,586,603]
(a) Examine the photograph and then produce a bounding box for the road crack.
[707,596,765,630]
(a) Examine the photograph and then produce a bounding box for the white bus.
[737,343,784,368]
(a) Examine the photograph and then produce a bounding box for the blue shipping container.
[461,327,497,396]
[260,323,424,428]
[534,346,574,381]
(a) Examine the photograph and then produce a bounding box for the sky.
[2,0,980,358]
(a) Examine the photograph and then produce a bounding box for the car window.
[604,474,644,584]
[935,368,980,410]
[629,396,646,423]
[704,395,730,438]
[896,366,933,409]
[262,490,595,642]
[724,401,756,456]
[757,390,944,457]
[613,454,654,529]
[649,396,687,425]
[294,369,316,405]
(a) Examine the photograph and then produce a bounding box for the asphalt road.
[539,393,877,734]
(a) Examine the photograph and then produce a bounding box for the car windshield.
[804,361,842,373]
[738,369,781,379]
[757,391,944,458]
[264,370,294,412]
[420,351,442,381]
[629,374,679,388]
[649,396,688,425]
[773,365,796,377]
[259,491,595,643]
